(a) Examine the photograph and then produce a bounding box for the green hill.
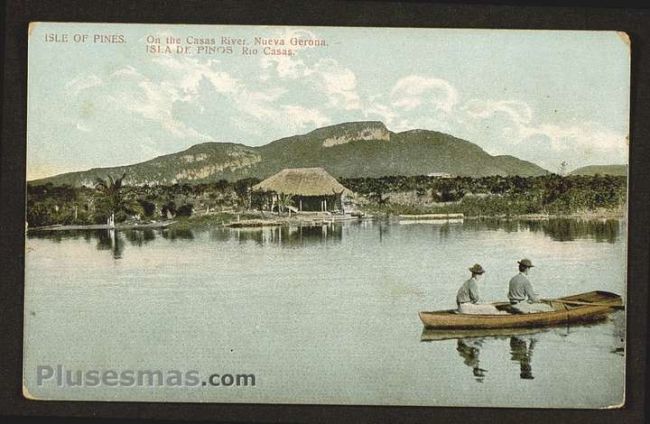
[570,164,627,176]
[31,121,549,187]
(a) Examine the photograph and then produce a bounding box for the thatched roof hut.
[253,168,351,196]
[252,168,352,212]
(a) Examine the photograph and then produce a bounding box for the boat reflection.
[456,338,488,382]
[510,335,536,380]
[422,328,546,382]
[420,327,544,342]
[422,317,624,383]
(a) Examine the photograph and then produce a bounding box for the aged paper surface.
[24,22,629,407]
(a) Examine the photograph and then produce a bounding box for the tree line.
[338,174,626,216]
[26,176,262,227]
[26,173,626,227]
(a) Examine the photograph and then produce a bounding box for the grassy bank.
[171,212,263,230]
[361,195,626,219]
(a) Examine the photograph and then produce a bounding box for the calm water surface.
[24,218,626,407]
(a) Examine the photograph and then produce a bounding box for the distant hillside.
[31,121,549,187]
[570,164,627,176]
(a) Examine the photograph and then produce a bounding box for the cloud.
[75,122,91,132]
[310,59,361,110]
[229,88,331,135]
[65,74,103,96]
[153,56,241,97]
[281,105,331,130]
[260,55,309,79]
[364,76,626,170]
[363,77,460,132]
[364,101,399,126]
[453,96,627,169]
[520,122,627,157]
[110,65,142,79]
[390,76,458,113]
[58,55,626,173]
[259,53,362,111]
[138,55,334,139]
[459,97,626,157]
[105,70,214,141]
[462,99,533,125]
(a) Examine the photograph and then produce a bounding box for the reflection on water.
[123,229,156,246]
[457,338,488,382]
[423,312,625,385]
[445,334,549,382]
[96,229,122,259]
[510,336,536,380]
[161,228,195,241]
[456,335,537,382]
[26,218,622,261]
[25,224,344,258]
[218,224,343,247]
[539,219,620,243]
[24,216,625,406]
[463,218,621,243]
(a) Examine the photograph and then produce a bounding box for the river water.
[24,218,626,408]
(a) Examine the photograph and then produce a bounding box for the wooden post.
[299,199,302,211]
[324,199,328,211]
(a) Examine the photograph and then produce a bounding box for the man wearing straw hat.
[508,258,553,313]
[456,264,503,314]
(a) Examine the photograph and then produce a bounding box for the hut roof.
[253,167,352,196]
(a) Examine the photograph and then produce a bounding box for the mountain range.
[569,164,627,177]
[31,121,553,187]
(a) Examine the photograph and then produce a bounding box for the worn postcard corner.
[617,31,631,49]
[28,21,39,37]
[22,380,40,401]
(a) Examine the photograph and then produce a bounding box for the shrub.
[176,203,194,217]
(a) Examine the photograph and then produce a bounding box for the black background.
[1,1,648,423]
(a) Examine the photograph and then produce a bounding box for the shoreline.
[462,212,626,221]
[26,210,625,232]
[28,221,177,232]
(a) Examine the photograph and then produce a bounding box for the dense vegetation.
[26,174,626,228]
[26,178,262,227]
[339,174,626,217]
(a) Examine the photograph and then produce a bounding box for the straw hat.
[518,258,535,268]
[468,264,485,274]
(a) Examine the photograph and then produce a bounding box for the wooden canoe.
[419,291,623,330]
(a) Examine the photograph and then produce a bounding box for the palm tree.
[94,173,130,226]
[276,193,294,215]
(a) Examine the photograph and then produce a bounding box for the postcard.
[24,22,629,408]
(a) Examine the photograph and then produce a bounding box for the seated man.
[456,264,504,314]
[508,259,554,313]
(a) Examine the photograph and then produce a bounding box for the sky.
[27,23,630,180]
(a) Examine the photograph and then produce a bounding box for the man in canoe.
[456,264,503,314]
[508,259,554,314]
